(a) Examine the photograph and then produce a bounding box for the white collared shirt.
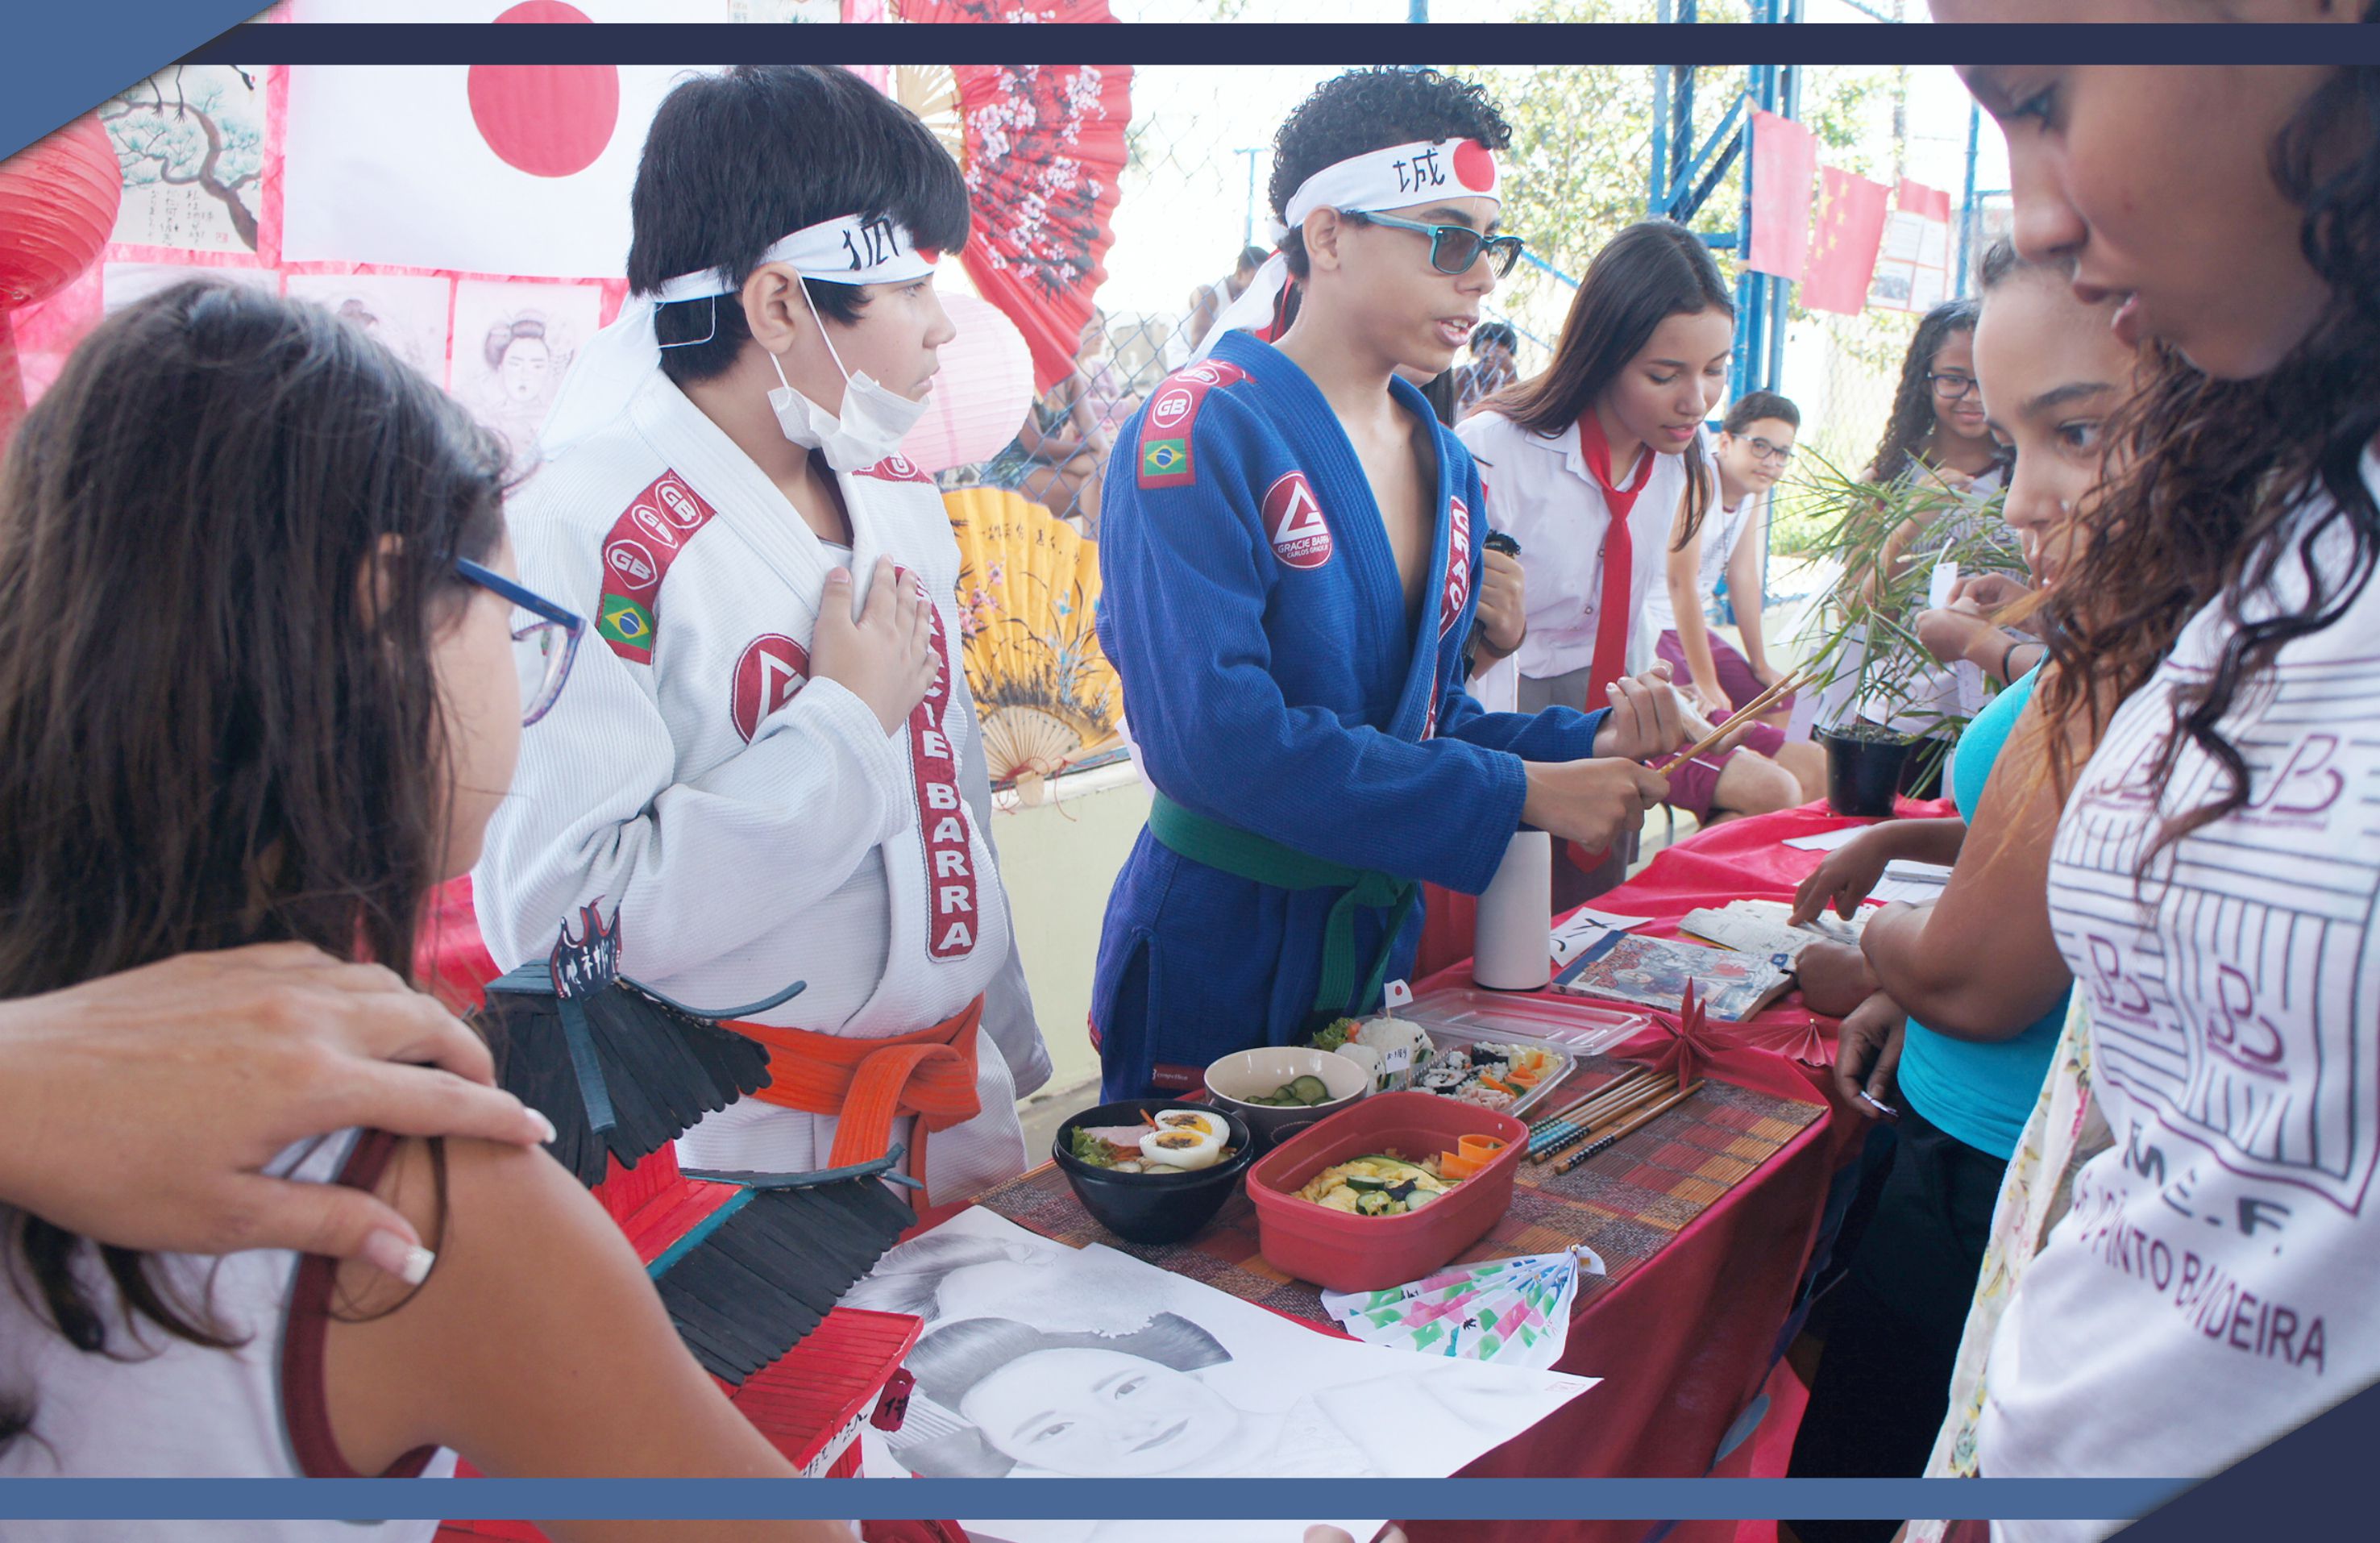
[1456,411,1704,703]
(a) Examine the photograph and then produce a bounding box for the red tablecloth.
[1403,799,1950,1543]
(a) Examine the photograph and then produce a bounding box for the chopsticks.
[1553,1079,1705,1175]
[1529,1067,1656,1137]
[1654,664,1812,776]
[1526,1066,1680,1165]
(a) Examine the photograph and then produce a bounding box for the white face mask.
[766,279,933,472]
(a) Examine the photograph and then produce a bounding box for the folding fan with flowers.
[886,3,1133,393]
[942,487,1122,787]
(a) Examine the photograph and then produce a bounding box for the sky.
[1090,57,2012,330]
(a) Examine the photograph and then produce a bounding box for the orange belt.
[724,994,985,1203]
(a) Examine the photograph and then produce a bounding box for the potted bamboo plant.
[1785,454,2021,817]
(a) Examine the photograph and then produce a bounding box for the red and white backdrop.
[6,1,1131,474]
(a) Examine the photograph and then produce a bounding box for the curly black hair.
[2032,60,2380,865]
[1862,298,1986,485]
[1269,68,1513,280]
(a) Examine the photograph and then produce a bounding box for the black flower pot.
[1819,726,1915,818]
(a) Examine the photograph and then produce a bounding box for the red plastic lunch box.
[1248,1091,1529,1292]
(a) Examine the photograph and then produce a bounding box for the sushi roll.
[1140,1126,1224,1171]
[1418,1066,1466,1092]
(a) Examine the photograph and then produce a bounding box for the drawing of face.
[957,1347,1240,1476]
[498,334,553,405]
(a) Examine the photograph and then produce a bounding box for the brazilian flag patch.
[1140,436,1191,487]
[598,595,655,658]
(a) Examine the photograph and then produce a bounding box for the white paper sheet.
[1550,906,1651,966]
[1928,559,1961,610]
[1783,826,1874,853]
[852,1208,1597,1482]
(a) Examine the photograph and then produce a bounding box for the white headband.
[1194,138,1502,363]
[652,212,941,303]
[541,214,941,454]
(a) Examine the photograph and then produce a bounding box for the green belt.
[1146,792,1420,1026]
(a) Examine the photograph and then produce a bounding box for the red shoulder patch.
[1136,362,1248,490]
[597,469,718,664]
[857,454,932,484]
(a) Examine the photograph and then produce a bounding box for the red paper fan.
[892,3,1133,393]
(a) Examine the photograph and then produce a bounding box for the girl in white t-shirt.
[1929,31,2380,1540]
[0,283,868,1543]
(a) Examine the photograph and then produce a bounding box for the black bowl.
[1051,1100,1254,1246]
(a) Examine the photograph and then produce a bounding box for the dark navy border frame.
[2,6,2373,1537]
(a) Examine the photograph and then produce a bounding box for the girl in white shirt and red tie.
[1459,219,1807,901]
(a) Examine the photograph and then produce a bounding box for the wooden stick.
[1536,1076,1697,1165]
[1555,1080,1705,1175]
[1531,1068,1656,1130]
[1655,665,1809,775]
[1528,1069,1659,1140]
[1528,1074,1680,1163]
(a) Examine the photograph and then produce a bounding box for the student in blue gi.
[1090,69,1701,1100]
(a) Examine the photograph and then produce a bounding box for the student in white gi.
[476,66,1049,1204]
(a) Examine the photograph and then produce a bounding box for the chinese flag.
[1745,110,1817,281]
[1898,177,1953,226]
[1802,166,1891,315]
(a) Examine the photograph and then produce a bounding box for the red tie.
[1577,408,1651,710]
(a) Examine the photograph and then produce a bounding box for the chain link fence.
[944,52,1995,603]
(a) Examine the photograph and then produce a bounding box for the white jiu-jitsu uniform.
[475,367,1049,1200]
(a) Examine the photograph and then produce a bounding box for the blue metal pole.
[1767,0,1801,397]
[1650,63,1672,216]
[1957,99,1982,297]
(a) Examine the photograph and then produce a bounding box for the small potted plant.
[1786,455,2020,817]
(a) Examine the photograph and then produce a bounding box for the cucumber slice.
[1288,1075,1330,1104]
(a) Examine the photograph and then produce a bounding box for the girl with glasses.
[1863,298,2006,495]
[1091,69,1690,1101]
[1457,219,1792,892]
[0,281,858,1536]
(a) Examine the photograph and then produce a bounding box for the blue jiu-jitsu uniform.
[1090,331,1611,1099]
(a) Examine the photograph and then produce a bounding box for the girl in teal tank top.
[1893,665,2065,1159]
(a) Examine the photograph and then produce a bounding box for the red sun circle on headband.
[1454,139,1497,193]
[467,2,619,180]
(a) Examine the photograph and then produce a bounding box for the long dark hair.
[1863,298,1998,485]
[0,281,509,1449]
[1481,220,1732,548]
[2034,64,2380,859]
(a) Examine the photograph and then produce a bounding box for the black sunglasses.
[1339,210,1526,279]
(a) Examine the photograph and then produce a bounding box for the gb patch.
[597,469,718,663]
[1136,360,1247,489]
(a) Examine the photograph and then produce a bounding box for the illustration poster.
[450,277,603,472]
[282,272,455,381]
[101,64,270,255]
[848,1208,1595,1482]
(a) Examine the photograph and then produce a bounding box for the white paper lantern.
[902,289,1036,475]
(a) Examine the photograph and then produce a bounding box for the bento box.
[1247,1092,1528,1292]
